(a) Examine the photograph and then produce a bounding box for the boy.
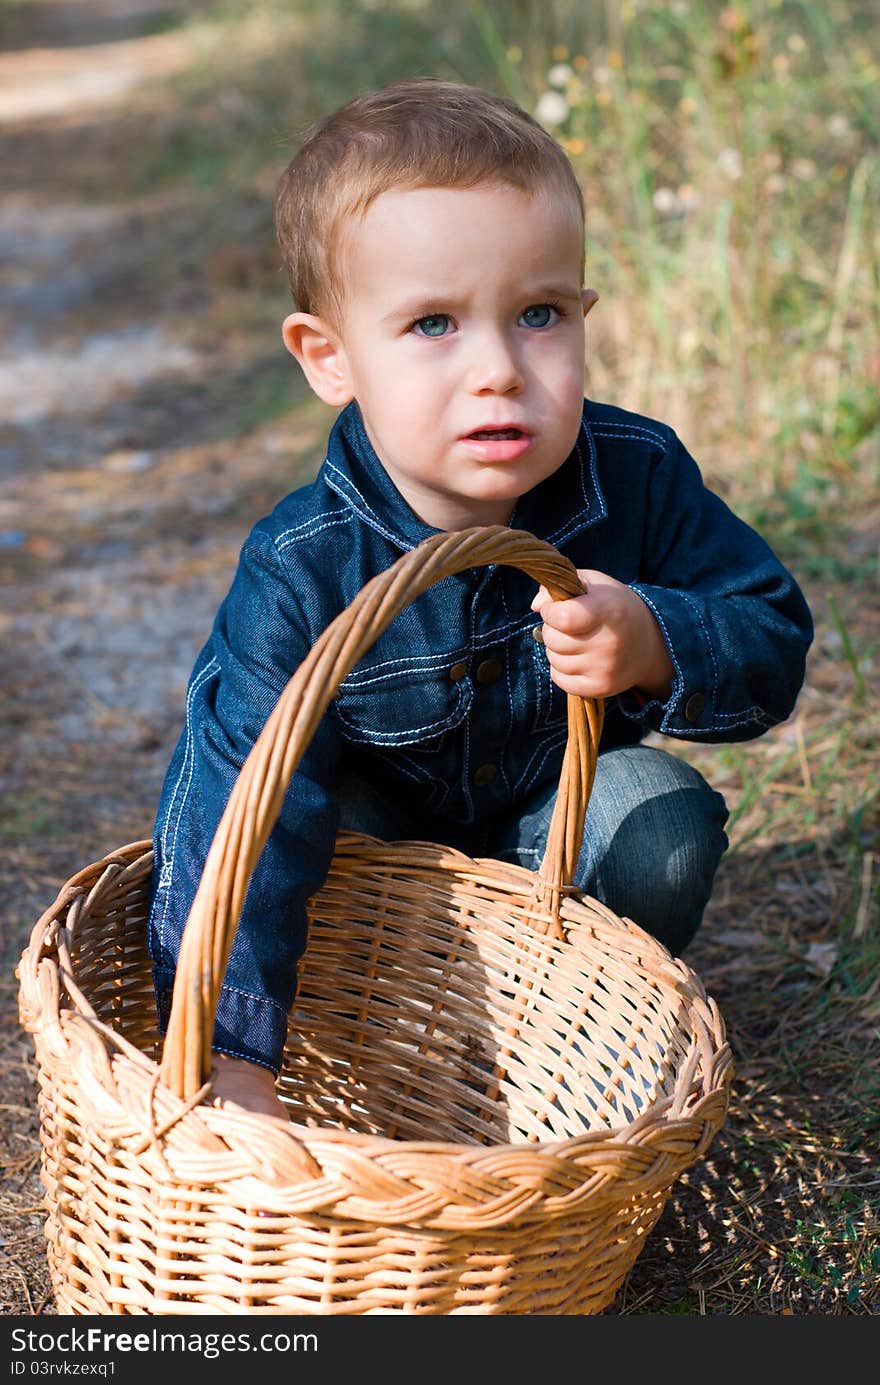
[148,78,813,1124]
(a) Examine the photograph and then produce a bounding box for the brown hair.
[274,77,585,330]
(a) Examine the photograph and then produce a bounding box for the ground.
[1,0,877,1317]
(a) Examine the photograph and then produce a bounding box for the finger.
[544,647,603,678]
[548,666,608,699]
[531,577,589,613]
[530,584,550,612]
[539,623,596,657]
[536,595,600,637]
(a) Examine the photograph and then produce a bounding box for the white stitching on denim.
[530,636,545,731]
[212,1046,278,1072]
[590,423,667,449]
[366,749,427,784]
[711,705,776,726]
[335,696,467,743]
[508,845,542,862]
[548,419,607,544]
[621,580,775,735]
[363,745,449,811]
[462,713,475,821]
[676,588,720,701]
[513,725,568,797]
[275,507,353,550]
[324,458,410,549]
[339,650,468,686]
[336,613,540,688]
[158,655,220,870]
[546,426,589,545]
[497,583,515,800]
[474,612,536,644]
[396,749,450,809]
[576,421,590,508]
[214,982,290,1015]
[155,656,221,947]
[653,707,775,736]
[628,586,685,725]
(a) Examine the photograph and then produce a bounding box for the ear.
[281,311,354,407]
[582,288,599,317]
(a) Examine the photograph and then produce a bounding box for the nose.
[467,327,524,394]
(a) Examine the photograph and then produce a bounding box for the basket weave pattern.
[18,527,733,1315]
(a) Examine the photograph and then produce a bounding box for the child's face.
[284,182,595,529]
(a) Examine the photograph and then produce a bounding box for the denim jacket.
[148,397,813,1072]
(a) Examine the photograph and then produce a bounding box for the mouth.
[464,426,529,440]
[460,426,533,462]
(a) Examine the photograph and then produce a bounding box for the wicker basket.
[18,526,733,1315]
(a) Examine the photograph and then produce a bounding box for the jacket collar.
[322,399,607,553]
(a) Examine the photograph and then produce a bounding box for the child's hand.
[531,569,674,701]
[211,1052,291,1127]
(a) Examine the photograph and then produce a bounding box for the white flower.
[717,147,742,179]
[652,187,678,214]
[535,91,569,127]
[827,113,850,137]
[593,64,613,85]
[548,63,575,88]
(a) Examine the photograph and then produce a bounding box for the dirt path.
[0,0,325,818]
[0,0,327,1314]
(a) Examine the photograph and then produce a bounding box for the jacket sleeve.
[147,525,342,1074]
[618,431,814,742]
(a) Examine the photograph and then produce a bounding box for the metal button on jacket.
[531,624,544,644]
[472,763,498,787]
[684,692,706,723]
[475,657,503,685]
[448,661,468,682]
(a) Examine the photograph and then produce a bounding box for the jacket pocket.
[333,658,474,750]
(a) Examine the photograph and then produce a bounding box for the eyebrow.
[382,285,583,324]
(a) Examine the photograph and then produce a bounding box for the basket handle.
[160,525,605,1098]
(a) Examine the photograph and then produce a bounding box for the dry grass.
[1,0,878,1316]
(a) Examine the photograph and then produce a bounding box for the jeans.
[337,744,729,957]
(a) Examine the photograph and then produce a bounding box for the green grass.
[785,1200,880,1307]
[0,793,63,842]
[112,1,878,545]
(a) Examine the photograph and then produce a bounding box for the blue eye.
[521,304,559,328]
[413,315,450,337]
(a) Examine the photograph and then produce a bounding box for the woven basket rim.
[42,1011,724,1196]
[21,835,730,1172]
